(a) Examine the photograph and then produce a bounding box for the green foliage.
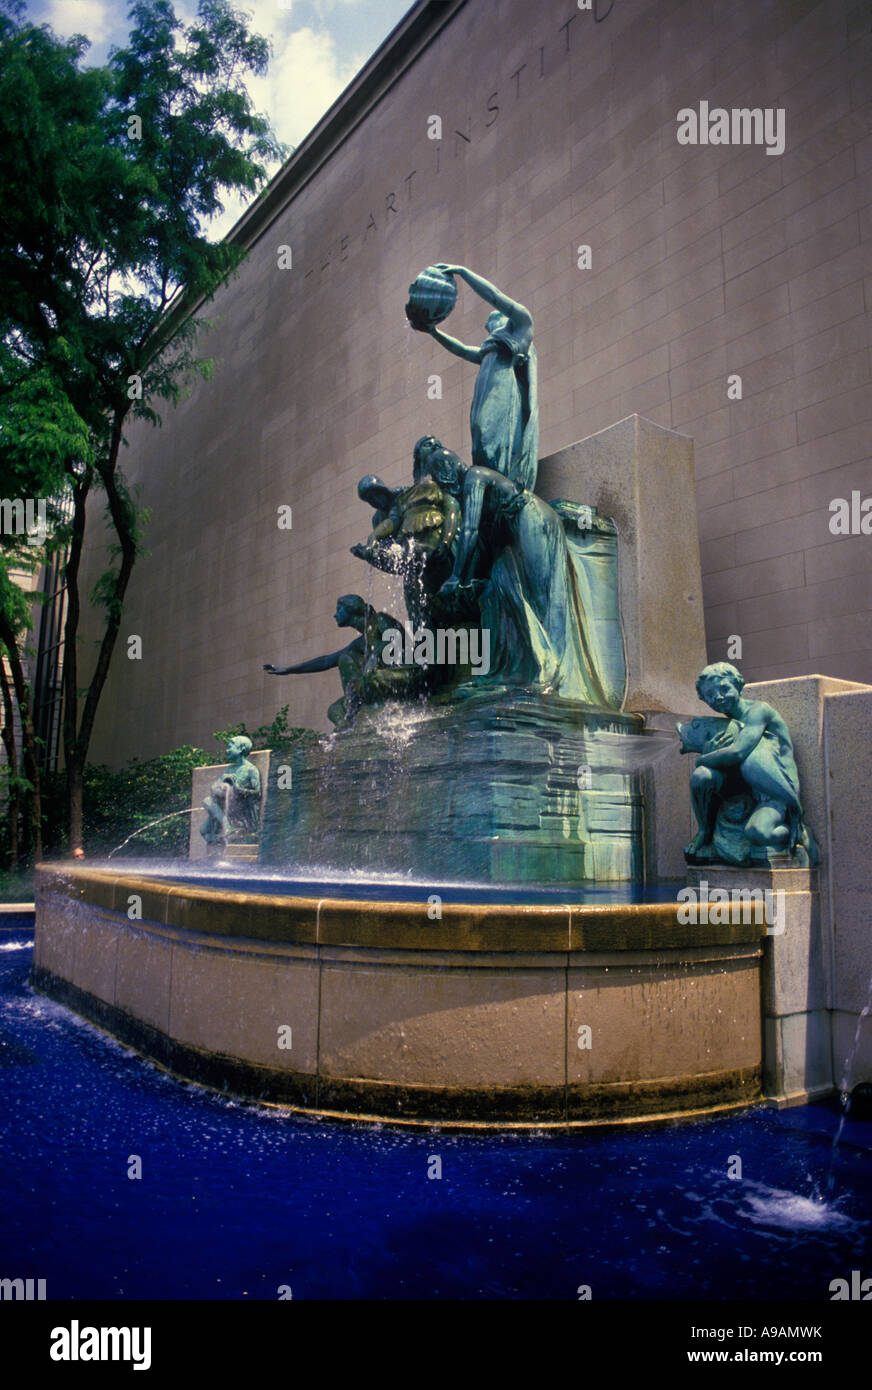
[0,555,35,637]
[42,744,216,858]
[0,0,288,854]
[0,353,92,508]
[0,0,286,429]
[0,866,34,904]
[87,744,217,855]
[0,762,27,870]
[213,705,318,753]
[0,0,284,493]
[35,710,318,858]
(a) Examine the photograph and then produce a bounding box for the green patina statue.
[200,735,262,846]
[256,269,656,884]
[267,268,627,725]
[417,265,539,568]
[421,264,539,492]
[677,662,818,867]
[350,440,464,622]
[264,594,419,728]
[348,434,624,706]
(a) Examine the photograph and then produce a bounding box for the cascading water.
[826,971,872,1192]
[106,808,195,859]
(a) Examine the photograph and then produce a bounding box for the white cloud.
[207,25,365,239]
[173,4,364,147]
[40,0,370,243]
[43,0,113,44]
[258,26,364,146]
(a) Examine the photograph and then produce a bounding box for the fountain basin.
[261,693,649,884]
[32,865,763,1126]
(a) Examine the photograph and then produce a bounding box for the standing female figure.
[427,264,539,493]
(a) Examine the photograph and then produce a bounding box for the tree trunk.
[0,657,20,870]
[61,477,88,853]
[0,617,42,863]
[64,415,138,854]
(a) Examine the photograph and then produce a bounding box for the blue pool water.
[93,858,687,906]
[1,933,870,1301]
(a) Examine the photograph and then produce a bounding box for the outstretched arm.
[429,325,483,363]
[264,647,347,675]
[436,264,533,335]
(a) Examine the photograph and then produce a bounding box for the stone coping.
[36,865,765,953]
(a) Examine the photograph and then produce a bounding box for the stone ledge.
[35,866,765,952]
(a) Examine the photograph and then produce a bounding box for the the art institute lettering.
[303,4,617,281]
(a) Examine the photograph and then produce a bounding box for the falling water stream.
[826,971,872,1193]
[106,808,195,859]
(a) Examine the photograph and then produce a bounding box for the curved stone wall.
[32,867,763,1127]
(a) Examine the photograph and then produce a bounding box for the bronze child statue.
[200,735,262,847]
[677,663,817,867]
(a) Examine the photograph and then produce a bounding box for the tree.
[0,0,285,855]
[0,359,90,864]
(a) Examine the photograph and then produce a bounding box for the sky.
[24,0,415,236]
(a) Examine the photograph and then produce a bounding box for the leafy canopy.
[0,0,284,442]
[0,0,286,815]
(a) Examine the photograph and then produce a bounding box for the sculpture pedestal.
[203,838,259,864]
[538,415,707,716]
[260,691,647,885]
[686,864,827,1105]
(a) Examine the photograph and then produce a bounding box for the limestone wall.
[77,0,872,762]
